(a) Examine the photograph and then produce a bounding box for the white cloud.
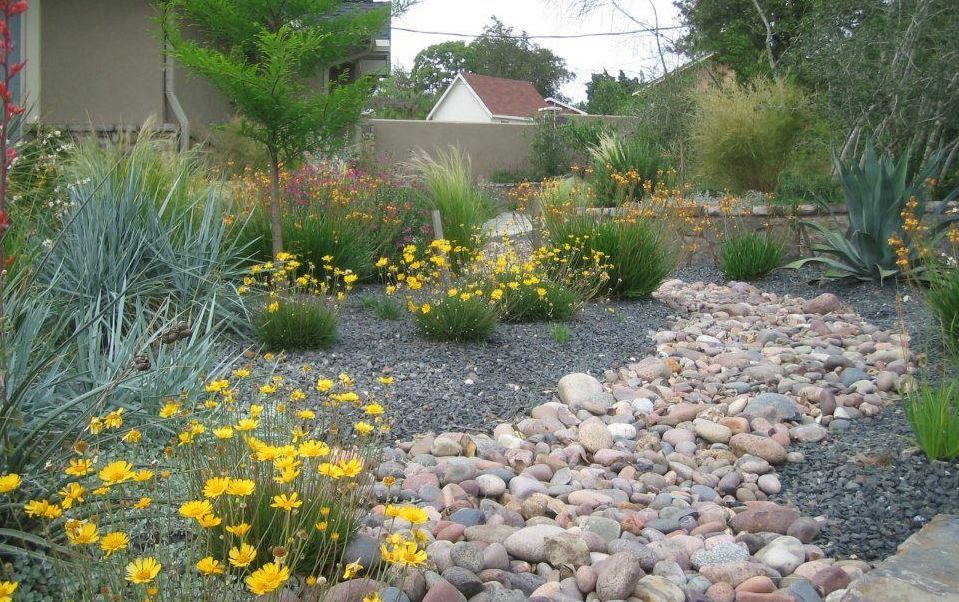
[391,0,684,103]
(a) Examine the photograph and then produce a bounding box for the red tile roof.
[461,72,549,118]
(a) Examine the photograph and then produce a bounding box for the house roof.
[544,97,587,115]
[460,72,550,119]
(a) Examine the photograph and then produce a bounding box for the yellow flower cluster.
[239,252,355,311]
[8,361,415,599]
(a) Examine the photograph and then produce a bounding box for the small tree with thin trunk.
[162,0,391,256]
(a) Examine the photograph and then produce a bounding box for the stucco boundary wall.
[362,116,639,179]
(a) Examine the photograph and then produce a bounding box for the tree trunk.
[269,154,283,258]
[750,0,777,73]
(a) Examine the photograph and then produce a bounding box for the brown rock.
[728,502,799,535]
[735,575,776,593]
[422,581,467,602]
[730,433,788,464]
[809,565,852,595]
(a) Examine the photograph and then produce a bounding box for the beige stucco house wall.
[21,0,389,142]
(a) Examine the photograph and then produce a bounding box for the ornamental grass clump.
[1,366,428,600]
[409,148,494,266]
[719,231,784,281]
[586,132,670,206]
[243,252,356,350]
[412,294,500,342]
[714,197,784,281]
[904,381,959,460]
[545,213,677,299]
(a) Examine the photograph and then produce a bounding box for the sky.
[390,0,685,103]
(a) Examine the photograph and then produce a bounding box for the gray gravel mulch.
[271,291,672,441]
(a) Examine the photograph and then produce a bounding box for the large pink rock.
[808,565,852,594]
[698,561,769,587]
[803,293,841,315]
[658,403,703,426]
[730,433,788,464]
[422,581,466,602]
[728,502,799,535]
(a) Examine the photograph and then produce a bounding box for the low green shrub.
[413,294,498,342]
[550,322,572,344]
[362,295,402,320]
[904,381,959,460]
[254,296,338,350]
[719,231,784,280]
[495,277,580,323]
[546,213,676,299]
[776,169,840,205]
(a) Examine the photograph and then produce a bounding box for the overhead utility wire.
[391,25,683,39]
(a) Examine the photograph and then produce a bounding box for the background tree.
[674,0,812,80]
[163,0,392,256]
[585,70,641,115]
[782,0,958,172]
[410,40,474,96]
[468,18,572,98]
[410,17,572,99]
[369,66,433,119]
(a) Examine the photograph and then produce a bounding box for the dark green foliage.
[361,295,402,321]
[546,215,676,299]
[410,40,474,96]
[789,142,959,281]
[927,268,959,350]
[411,17,572,98]
[496,279,580,323]
[584,70,641,115]
[719,231,784,280]
[675,0,812,81]
[905,381,959,460]
[414,296,499,342]
[255,298,338,350]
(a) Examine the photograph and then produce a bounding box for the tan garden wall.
[364,115,640,180]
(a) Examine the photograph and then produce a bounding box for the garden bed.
[252,262,935,441]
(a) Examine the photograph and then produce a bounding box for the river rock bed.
[337,278,919,602]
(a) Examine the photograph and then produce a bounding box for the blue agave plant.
[789,142,959,281]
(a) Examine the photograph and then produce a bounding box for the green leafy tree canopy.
[162,0,391,255]
[411,17,572,99]
[585,69,641,115]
